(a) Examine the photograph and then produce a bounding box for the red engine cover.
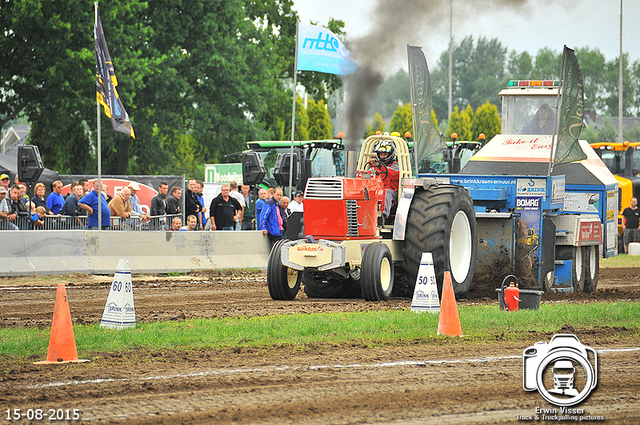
[304,177,383,240]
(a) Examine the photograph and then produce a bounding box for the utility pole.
[448,0,453,120]
[618,0,624,143]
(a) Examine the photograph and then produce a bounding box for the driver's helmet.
[374,141,396,165]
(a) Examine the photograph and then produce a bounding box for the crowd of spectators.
[0,174,304,233]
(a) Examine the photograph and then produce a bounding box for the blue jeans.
[222,226,234,231]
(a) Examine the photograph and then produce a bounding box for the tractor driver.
[521,103,555,135]
[368,140,400,220]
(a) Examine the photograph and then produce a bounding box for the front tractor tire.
[267,239,301,300]
[361,242,394,301]
[403,185,477,298]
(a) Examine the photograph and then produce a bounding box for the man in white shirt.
[288,190,304,213]
[229,181,245,230]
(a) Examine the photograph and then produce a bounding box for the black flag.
[94,9,135,138]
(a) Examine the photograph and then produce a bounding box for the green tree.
[632,60,640,117]
[582,120,640,144]
[389,104,412,135]
[0,0,104,173]
[431,36,507,120]
[533,47,561,79]
[1,0,298,175]
[580,119,617,143]
[364,113,386,138]
[601,54,636,116]
[458,104,474,140]
[291,97,309,141]
[472,102,501,143]
[507,50,534,79]
[625,125,640,142]
[446,107,465,141]
[576,47,607,112]
[374,69,410,119]
[307,99,332,139]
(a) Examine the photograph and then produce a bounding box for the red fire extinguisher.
[501,275,520,312]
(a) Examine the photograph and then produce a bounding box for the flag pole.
[287,21,300,199]
[95,2,103,230]
[407,45,418,173]
[547,46,567,176]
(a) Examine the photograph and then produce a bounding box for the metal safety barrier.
[0,229,272,276]
[0,214,182,231]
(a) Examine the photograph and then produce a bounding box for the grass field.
[600,253,640,267]
[2,302,639,359]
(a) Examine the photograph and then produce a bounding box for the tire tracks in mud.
[5,346,640,424]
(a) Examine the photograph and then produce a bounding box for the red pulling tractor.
[266,133,477,301]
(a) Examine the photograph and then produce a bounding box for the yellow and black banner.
[94,8,135,139]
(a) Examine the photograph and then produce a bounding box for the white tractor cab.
[267,132,478,301]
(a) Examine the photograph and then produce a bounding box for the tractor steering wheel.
[364,160,388,181]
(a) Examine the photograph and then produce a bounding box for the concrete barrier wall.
[0,230,273,276]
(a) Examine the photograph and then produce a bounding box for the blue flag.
[296,22,359,76]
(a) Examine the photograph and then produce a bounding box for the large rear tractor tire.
[361,243,394,301]
[583,245,599,293]
[267,239,301,300]
[403,185,477,299]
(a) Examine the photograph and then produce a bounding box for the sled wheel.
[267,239,301,300]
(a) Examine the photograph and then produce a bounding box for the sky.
[292,0,639,74]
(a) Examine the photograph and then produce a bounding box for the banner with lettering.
[296,22,359,75]
[554,46,587,166]
[408,45,446,169]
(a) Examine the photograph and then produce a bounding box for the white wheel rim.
[575,247,583,282]
[589,246,597,279]
[449,210,472,283]
[380,257,391,292]
[287,268,298,289]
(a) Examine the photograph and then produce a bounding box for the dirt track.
[1,268,639,424]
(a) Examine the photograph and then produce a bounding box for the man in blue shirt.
[260,187,284,244]
[196,180,207,230]
[78,180,111,229]
[46,180,65,215]
[59,183,85,217]
[255,189,267,230]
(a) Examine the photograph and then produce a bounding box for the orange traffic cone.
[437,271,463,336]
[35,284,89,364]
